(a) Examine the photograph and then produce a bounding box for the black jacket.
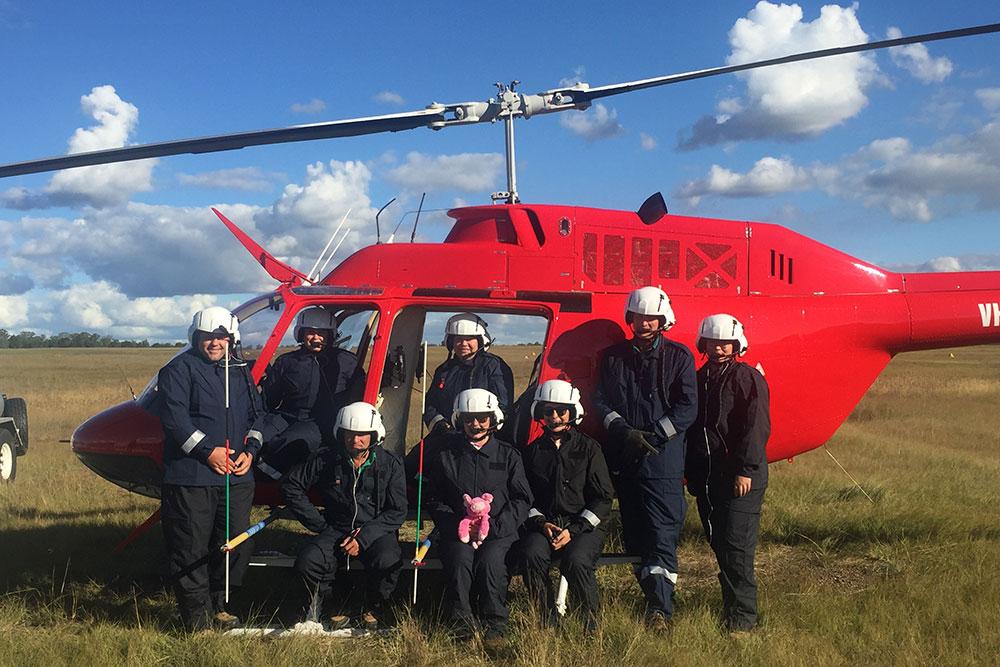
[282,445,406,549]
[521,428,614,536]
[425,433,533,542]
[155,349,262,486]
[260,346,364,438]
[423,351,514,429]
[686,360,771,492]
[592,334,698,479]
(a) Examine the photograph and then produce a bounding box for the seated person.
[281,402,406,630]
[254,307,365,478]
[424,389,532,649]
[514,379,614,633]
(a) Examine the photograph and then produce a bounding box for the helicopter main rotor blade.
[0,107,448,179]
[1,22,997,180]
[554,22,1000,103]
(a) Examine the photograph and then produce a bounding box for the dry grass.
[1,345,999,665]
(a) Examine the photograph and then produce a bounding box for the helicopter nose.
[71,401,165,497]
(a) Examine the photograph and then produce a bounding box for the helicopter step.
[248,548,640,570]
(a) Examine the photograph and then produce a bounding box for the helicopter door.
[377,306,428,457]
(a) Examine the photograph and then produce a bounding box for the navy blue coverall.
[593,333,698,619]
[686,360,770,630]
[425,433,532,634]
[422,352,515,431]
[282,445,407,617]
[515,427,614,622]
[255,345,364,476]
[155,348,263,630]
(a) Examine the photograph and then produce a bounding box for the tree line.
[0,330,184,349]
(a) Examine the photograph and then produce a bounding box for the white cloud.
[290,98,326,114]
[675,156,815,204]
[679,2,878,148]
[559,67,587,88]
[1,85,156,210]
[384,152,503,193]
[0,295,28,328]
[892,253,1000,273]
[373,91,404,105]
[674,120,1000,222]
[177,167,282,192]
[887,27,953,84]
[976,88,1000,114]
[640,133,658,151]
[559,103,625,141]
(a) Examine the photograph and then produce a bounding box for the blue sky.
[1,1,998,341]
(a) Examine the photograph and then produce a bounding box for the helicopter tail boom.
[899,271,1000,352]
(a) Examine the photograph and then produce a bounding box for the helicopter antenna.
[410,192,426,243]
[375,197,396,244]
[307,208,350,281]
[315,225,351,279]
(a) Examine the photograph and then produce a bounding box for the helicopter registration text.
[978,303,1000,327]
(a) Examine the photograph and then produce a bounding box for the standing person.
[686,314,770,634]
[155,306,263,632]
[592,286,698,630]
[422,313,515,439]
[424,388,532,650]
[514,379,614,633]
[254,307,365,478]
[282,402,406,630]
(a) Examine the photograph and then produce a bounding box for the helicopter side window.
[376,307,548,457]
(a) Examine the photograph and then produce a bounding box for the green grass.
[1,346,999,665]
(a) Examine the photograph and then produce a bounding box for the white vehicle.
[0,393,28,483]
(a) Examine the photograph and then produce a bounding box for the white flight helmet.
[625,286,676,330]
[188,306,240,346]
[335,401,386,445]
[451,388,505,431]
[294,307,338,343]
[442,312,493,349]
[696,313,749,356]
[531,379,585,425]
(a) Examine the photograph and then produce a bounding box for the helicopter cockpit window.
[376,307,547,457]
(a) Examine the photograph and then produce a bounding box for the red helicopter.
[2,23,999,510]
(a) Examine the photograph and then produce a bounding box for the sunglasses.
[461,413,493,424]
[541,405,570,416]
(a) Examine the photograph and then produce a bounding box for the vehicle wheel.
[3,397,28,453]
[0,428,15,483]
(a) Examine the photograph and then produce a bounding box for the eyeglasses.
[541,405,570,416]
[461,413,493,424]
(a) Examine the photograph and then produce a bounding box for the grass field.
[1,345,999,665]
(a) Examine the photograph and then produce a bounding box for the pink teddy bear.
[458,492,493,549]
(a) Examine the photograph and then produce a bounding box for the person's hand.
[431,419,453,436]
[542,522,561,539]
[734,475,752,497]
[623,429,657,458]
[340,534,361,557]
[206,447,233,475]
[551,528,572,551]
[232,452,253,476]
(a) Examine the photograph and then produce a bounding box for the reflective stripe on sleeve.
[181,430,205,454]
[246,429,263,443]
[257,461,282,480]
[603,411,622,429]
[580,509,601,527]
[657,415,677,438]
[528,508,545,519]
[428,414,446,429]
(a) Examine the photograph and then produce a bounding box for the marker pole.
[412,340,428,605]
[224,345,231,604]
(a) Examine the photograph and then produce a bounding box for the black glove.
[527,514,548,533]
[431,419,453,436]
[623,429,658,459]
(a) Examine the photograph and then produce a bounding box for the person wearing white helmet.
[281,401,406,631]
[592,286,697,630]
[154,306,263,632]
[514,379,614,633]
[253,307,366,478]
[422,313,515,438]
[424,388,532,651]
[686,314,770,634]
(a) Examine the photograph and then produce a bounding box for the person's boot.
[482,626,508,658]
[212,610,241,631]
[328,614,352,630]
[644,609,671,632]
